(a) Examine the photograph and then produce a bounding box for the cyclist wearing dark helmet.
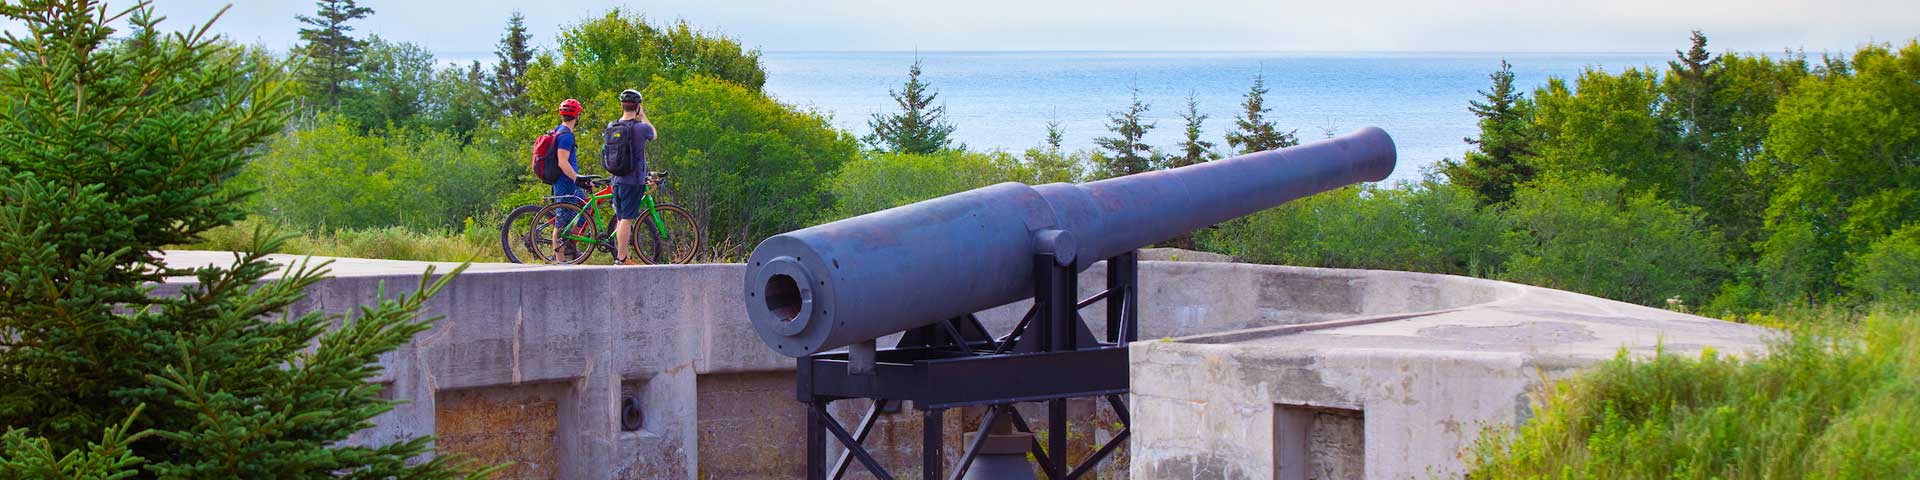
[607,88,658,265]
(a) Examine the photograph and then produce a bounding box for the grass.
[177,218,507,263]
[1467,304,1920,478]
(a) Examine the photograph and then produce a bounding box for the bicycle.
[529,172,703,265]
[498,203,544,264]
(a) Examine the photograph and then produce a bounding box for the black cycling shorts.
[614,183,647,220]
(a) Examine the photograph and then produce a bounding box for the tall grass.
[1468,306,1920,478]
[179,218,505,263]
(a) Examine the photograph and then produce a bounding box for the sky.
[45,0,1915,55]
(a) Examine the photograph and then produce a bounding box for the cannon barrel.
[744,127,1397,357]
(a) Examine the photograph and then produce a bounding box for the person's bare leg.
[616,218,634,263]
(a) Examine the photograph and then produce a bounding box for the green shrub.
[828,149,1037,219]
[235,115,518,232]
[1501,173,1727,306]
[1469,306,1920,478]
[1197,180,1508,276]
[1852,224,1920,304]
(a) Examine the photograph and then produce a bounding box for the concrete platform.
[153,250,1773,479]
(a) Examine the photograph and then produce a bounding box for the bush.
[1853,224,1920,304]
[235,115,517,232]
[641,76,860,255]
[1469,306,1920,478]
[828,149,1038,219]
[1197,180,1508,276]
[1501,173,1727,306]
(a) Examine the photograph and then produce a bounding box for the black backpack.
[531,126,563,184]
[601,120,639,176]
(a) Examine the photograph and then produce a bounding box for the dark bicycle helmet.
[619,89,643,104]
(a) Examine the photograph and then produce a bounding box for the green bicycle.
[529,172,703,265]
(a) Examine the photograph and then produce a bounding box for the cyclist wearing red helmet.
[550,98,586,257]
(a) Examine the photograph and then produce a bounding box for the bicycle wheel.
[530,202,597,265]
[497,204,543,264]
[630,203,703,265]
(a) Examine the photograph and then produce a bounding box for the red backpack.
[529,127,563,184]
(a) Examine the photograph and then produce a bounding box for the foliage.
[1756,40,1920,303]
[1528,68,1686,199]
[1469,307,1920,478]
[234,115,517,232]
[1017,120,1090,185]
[640,76,859,256]
[294,0,373,109]
[0,1,486,477]
[863,58,956,154]
[1437,60,1535,205]
[1093,85,1158,177]
[1198,180,1507,276]
[1852,224,1920,304]
[1501,173,1727,307]
[488,12,536,117]
[1223,73,1297,155]
[828,149,1035,219]
[183,219,505,264]
[525,8,765,148]
[1168,92,1221,168]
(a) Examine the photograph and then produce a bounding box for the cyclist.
[607,89,659,265]
[552,98,587,258]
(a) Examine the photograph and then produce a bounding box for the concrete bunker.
[154,250,1773,479]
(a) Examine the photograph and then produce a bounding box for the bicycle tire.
[630,203,703,265]
[497,204,543,264]
[530,202,597,265]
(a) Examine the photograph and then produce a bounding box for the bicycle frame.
[547,181,675,247]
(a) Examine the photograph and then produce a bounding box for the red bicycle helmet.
[557,98,583,117]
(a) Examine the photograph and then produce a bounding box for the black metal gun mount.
[744,127,1398,479]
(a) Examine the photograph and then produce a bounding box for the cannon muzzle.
[745,127,1396,357]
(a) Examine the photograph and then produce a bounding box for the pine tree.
[1094,85,1157,177]
[295,0,374,108]
[1667,30,1722,205]
[1170,91,1221,168]
[490,12,535,117]
[1438,60,1535,205]
[864,58,956,154]
[1044,118,1066,154]
[1224,74,1298,154]
[0,2,488,477]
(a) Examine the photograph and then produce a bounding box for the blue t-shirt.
[613,121,657,186]
[555,124,578,173]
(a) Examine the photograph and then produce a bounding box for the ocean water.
[759,51,1673,183]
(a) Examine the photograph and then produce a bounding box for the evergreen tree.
[1438,60,1535,205]
[490,12,535,117]
[295,0,374,108]
[1170,91,1222,168]
[1094,85,1157,177]
[1044,117,1066,154]
[1666,30,1724,206]
[1224,74,1298,154]
[863,58,956,154]
[0,2,488,477]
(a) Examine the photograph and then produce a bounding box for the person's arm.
[558,148,579,180]
[638,106,657,142]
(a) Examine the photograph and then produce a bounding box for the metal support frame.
[799,251,1141,480]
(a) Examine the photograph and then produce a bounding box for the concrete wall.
[155,252,1773,479]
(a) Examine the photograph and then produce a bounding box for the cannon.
[744,127,1396,480]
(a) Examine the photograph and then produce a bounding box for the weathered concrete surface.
[154,251,1772,479]
[1128,266,1774,480]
